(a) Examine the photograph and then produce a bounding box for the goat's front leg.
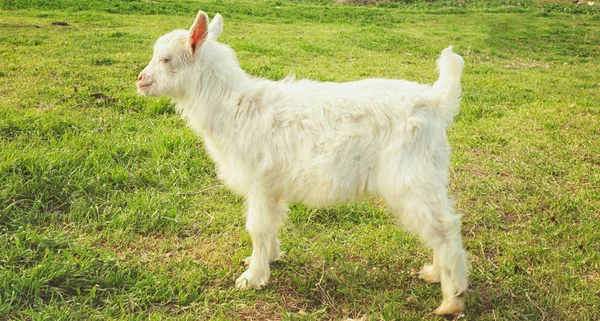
[235,190,285,289]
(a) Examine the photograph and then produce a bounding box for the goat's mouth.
[137,81,154,92]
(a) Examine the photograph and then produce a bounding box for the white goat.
[138,10,468,316]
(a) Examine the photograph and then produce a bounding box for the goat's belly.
[273,145,378,206]
[278,169,373,207]
[287,182,369,207]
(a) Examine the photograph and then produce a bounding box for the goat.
[137,10,468,316]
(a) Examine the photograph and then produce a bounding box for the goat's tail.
[431,46,464,123]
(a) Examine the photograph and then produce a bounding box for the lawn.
[0,0,599,320]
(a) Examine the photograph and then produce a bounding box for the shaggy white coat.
[137,11,468,316]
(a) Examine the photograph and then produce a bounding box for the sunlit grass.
[1,1,599,320]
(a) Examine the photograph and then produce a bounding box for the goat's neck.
[176,61,250,135]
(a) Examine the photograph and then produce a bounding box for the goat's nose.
[138,73,144,81]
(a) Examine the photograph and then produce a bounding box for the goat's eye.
[160,58,171,64]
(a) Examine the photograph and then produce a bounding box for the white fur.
[138,10,468,316]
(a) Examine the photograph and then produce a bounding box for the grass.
[1,0,599,320]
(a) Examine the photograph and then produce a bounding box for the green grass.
[1,0,599,320]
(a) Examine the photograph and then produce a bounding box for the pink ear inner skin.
[190,13,208,54]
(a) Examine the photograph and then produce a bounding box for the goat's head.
[137,11,224,99]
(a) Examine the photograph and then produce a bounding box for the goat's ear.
[188,10,209,55]
[208,13,223,40]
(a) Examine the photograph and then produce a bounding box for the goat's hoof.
[235,270,268,289]
[434,297,464,318]
[418,264,440,283]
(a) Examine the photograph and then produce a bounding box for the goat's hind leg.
[387,194,468,316]
[235,189,285,289]
[430,211,468,317]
